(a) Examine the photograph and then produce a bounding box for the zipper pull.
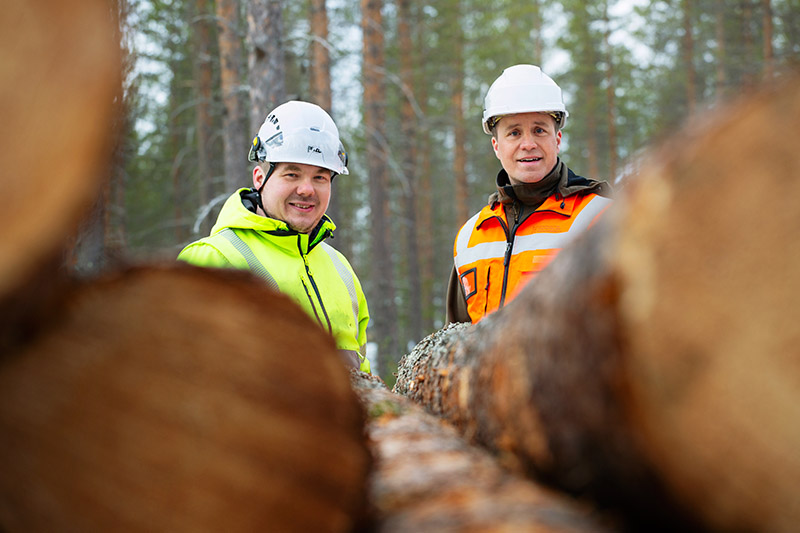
[504,241,513,266]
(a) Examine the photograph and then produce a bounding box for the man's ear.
[491,136,500,159]
[253,165,265,189]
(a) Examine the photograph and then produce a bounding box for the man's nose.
[296,178,315,196]
[520,132,538,149]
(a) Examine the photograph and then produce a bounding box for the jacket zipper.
[299,237,333,335]
[498,200,571,308]
[498,204,519,309]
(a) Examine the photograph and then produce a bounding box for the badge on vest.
[460,268,477,299]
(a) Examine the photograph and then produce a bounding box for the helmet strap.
[251,162,276,214]
[256,162,276,193]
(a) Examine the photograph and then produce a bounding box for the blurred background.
[72,0,800,381]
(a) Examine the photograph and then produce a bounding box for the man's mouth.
[518,157,542,163]
[290,202,315,211]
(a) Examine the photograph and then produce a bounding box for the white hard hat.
[248,100,349,175]
[482,64,568,134]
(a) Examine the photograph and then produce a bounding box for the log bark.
[395,76,800,532]
[351,371,615,532]
[0,0,120,351]
[0,266,370,532]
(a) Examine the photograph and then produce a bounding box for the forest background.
[74,0,800,382]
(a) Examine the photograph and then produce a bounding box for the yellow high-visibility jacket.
[178,189,371,373]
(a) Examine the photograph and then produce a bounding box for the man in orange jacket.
[446,64,613,324]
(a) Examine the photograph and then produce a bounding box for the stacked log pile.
[0,267,371,532]
[4,0,799,531]
[351,370,615,532]
[393,75,800,532]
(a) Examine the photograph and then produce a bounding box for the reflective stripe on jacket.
[177,189,371,373]
[453,191,612,323]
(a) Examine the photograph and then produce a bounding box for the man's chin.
[287,218,318,234]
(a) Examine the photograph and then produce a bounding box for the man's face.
[491,112,561,185]
[254,162,332,233]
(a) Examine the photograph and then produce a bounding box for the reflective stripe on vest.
[218,228,360,327]
[454,194,612,268]
[454,194,612,323]
[320,242,360,331]
[218,228,279,292]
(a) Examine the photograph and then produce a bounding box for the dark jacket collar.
[489,158,613,208]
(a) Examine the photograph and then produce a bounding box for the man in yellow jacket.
[178,101,370,372]
[447,65,613,324]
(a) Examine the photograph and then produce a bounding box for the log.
[0,266,371,532]
[394,75,800,532]
[350,371,615,532]
[0,0,120,351]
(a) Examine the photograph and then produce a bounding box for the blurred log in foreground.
[0,266,371,532]
[394,75,800,533]
[0,0,120,351]
[351,370,615,533]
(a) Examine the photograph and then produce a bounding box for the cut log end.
[0,265,370,532]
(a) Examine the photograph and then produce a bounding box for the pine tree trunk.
[586,83,600,179]
[191,0,216,235]
[762,0,774,78]
[247,0,286,132]
[682,0,697,114]
[714,0,727,95]
[603,1,618,180]
[107,0,131,260]
[216,0,248,192]
[398,0,423,346]
[415,9,436,335]
[309,0,332,113]
[742,0,756,88]
[394,77,800,533]
[451,2,469,226]
[362,0,400,371]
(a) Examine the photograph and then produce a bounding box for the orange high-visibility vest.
[453,192,612,323]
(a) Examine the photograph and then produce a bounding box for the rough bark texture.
[309,0,332,113]
[682,0,697,113]
[216,0,248,191]
[0,266,371,532]
[395,77,800,532]
[351,371,616,532]
[191,0,215,215]
[397,0,423,345]
[362,0,400,369]
[0,0,119,352]
[451,4,469,226]
[602,3,618,179]
[247,0,286,132]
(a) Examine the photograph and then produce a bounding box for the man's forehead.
[498,112,556,129]
[278,162,332,175]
